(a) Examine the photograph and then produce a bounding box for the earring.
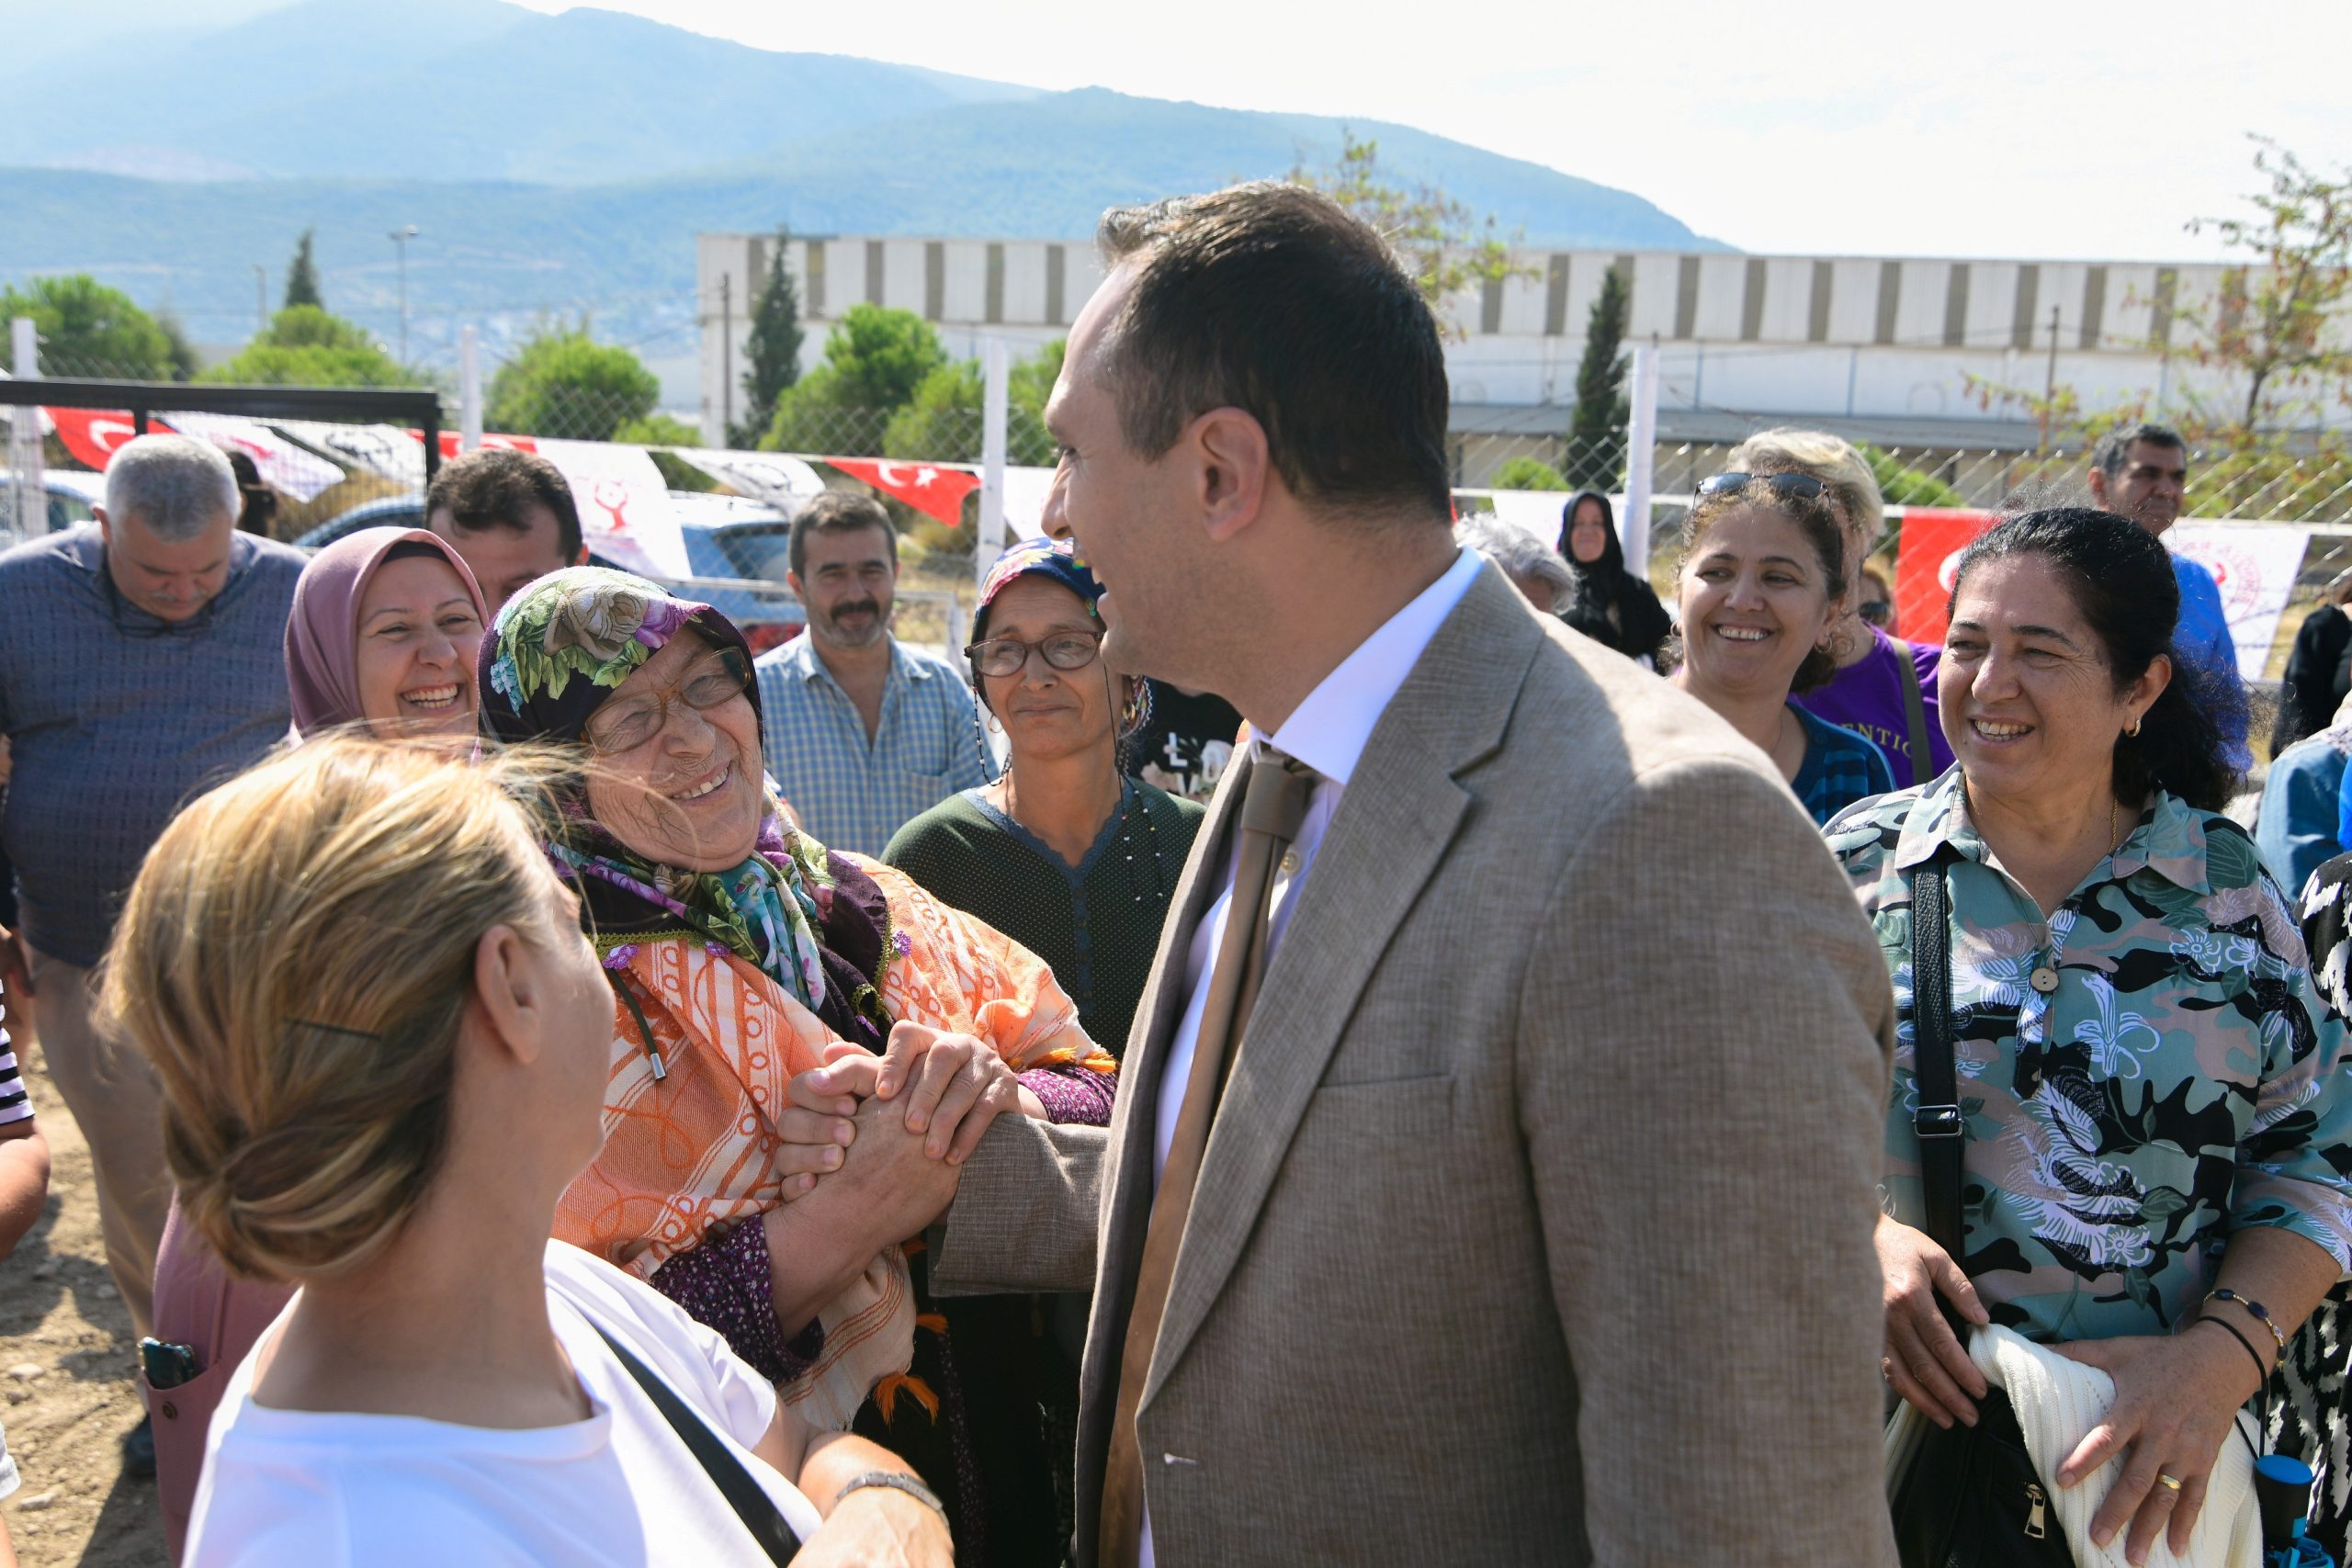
[2125,717,2143,739]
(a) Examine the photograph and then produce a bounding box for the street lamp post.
[389,225,419,366]
[252,264,266,333]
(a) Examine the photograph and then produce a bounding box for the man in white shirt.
[871,182,1899,1566]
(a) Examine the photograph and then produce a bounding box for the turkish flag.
[45,407,143,470]
[827,457,979,526]
[408,429,537,459]
[1891,508,1997,644]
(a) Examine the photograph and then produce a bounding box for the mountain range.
[2,0,1722,376]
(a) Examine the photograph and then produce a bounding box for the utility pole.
[252,265,266,333]
[2038,303,2060,453]
[719,270,733,446]
[390,225,419,365]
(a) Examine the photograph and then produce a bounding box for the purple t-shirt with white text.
[1793,626,1953,790]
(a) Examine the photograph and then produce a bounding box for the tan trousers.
[28,949,166,1339]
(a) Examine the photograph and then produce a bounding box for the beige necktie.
[1099,750,1316,1568]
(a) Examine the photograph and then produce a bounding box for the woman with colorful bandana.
[481,566,1116,1564]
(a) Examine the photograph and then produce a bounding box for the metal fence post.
[1620,343,1662,576]
[7,318,41,537]
[976,337,1009,582]
[459,326,483,452]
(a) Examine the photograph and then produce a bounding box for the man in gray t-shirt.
[0,435,301,1466]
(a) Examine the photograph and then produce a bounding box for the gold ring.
[2154,1472,2184,1493]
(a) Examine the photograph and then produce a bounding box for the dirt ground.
[1,1024,167,1568]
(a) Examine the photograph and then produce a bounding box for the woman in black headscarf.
[1556,489,1672,664]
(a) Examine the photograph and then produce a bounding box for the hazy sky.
[514,0,2339,262]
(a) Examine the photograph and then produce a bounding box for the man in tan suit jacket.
[901,186,1901,1564]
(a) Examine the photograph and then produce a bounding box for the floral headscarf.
[480,568,890,1042]
[971,536,1151,739]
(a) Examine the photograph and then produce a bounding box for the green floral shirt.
[1826,773,2352,1343]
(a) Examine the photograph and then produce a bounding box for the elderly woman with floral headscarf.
[481,566,1116,1565]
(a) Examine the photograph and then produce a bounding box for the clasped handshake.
[769,1023,1046,1218]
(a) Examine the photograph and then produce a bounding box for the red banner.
[408,429,537,459]
[826,457,979,525]
[45,407,143,470]
[1891,508,1997,644]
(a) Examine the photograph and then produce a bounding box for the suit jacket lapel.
[1095,754,1249,1294]
[1144,566,1543,1400]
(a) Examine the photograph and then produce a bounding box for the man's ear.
[95,505,111,543]
[1190,407,1270,545]
[2086,468,2109,507]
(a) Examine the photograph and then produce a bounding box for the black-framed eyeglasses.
[1695,471,1829,503]
[583,647,752,755]
[964,630,1103,680]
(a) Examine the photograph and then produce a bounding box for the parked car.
[0,468,107,537]
[294,490,805,650]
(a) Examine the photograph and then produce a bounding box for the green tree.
[1289,129,1532,335]
[616,412,702,446]
[285,228,323,310]
[759,305,948,454]
[199,304,408,387]
[0,274,187,378]
[487,323,661,441]
[1565,266,1630,490]
[879,339,1063,468]
[1492,457,1568,491]
[733,230,805,447]
[1861,446,1965,509]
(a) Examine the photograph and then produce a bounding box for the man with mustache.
[755,490,988,854]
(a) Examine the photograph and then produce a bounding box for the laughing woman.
[1668,472,1894,826]
[1831,509,2351,1567]
[288,526,489,741]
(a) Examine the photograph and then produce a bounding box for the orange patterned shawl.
[554,855,1110,1427]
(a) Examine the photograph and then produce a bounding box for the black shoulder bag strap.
[1906,861,1968,1276]
[592,1325,804,1564]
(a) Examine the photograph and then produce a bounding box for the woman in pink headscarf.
[285,525,489,740]
[144,528,491,1554]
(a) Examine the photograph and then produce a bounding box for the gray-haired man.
[0,434,302,1473]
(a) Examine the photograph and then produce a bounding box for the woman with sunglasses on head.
[1732,428,1954,791]
[1670,470,1896,827]
[481,566,1116,1566]
[883,538,1203,1559]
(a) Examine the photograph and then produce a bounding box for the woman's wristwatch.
[835,1470,947,1519]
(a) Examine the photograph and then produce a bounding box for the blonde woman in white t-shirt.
[99,735,953,1568]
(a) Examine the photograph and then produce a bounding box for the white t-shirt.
[184,1240,825,1567]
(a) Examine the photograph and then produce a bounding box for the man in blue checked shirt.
[756,491,989,856]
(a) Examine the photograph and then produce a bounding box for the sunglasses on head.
[1695,471,1829,503]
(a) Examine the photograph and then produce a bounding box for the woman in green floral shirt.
[1829,508,2352,1564]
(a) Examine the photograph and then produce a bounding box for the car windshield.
[711,521,793,584]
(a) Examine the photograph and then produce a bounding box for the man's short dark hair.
[1094,182,1453,525]
[2091,421,2187,480]
[424,448,582,561]
[789,490,898,579]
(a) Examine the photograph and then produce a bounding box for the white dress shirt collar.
[1261,547,1482,785]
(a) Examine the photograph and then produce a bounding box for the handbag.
[594,1325,805,1565]
[1888,860,2077,1568]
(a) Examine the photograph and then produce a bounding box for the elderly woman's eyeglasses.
[1695,471,1828,502]
[964,631,1103,680]
[584,648,752,755]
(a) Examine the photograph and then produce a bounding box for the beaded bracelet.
[2194,1313,2271,1383]
[2206,1288,2289,1353]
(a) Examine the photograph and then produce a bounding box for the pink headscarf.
[285,526,488,737]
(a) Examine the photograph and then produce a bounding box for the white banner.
[665,448,827,512]
[270,419,428,487]
[157,411,348,502]
[1001,466,1056,541]
[2169,523,2313,681]
[534,438,687,579]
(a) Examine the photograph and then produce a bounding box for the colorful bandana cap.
[974,536,1102,641]
[475,565,831,1014]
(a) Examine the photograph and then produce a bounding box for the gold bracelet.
[2205,1288,2289,1353]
